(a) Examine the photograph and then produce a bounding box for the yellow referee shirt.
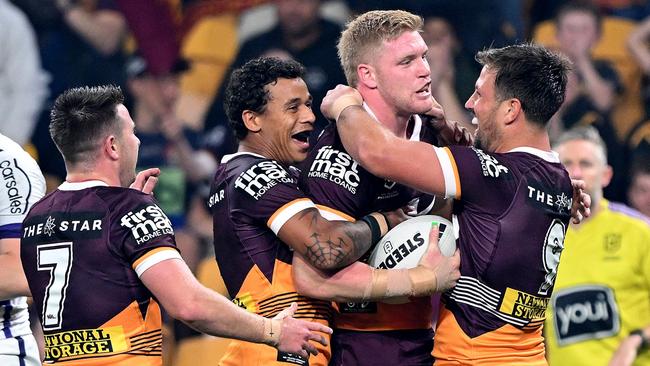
[545,200,650,366]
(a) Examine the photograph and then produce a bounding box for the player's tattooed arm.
[301,209,367,269]
[278,208,407,271]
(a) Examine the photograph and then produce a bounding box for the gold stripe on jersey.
[433,146,461,199]
[446,148,461,198]
[315,204,355,222]
[43,299,163,365]
[132,247,181,276]
[267,198,315,234]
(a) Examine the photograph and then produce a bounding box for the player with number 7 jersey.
[20,182,178,365]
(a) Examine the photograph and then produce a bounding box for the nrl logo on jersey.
[234,160,294,200]
[307,146,360,194]
[120,205,173,244]
[472,148,509,178]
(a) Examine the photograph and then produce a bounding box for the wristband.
[360,212,389,244]
[630,329,649,351]
[331,95,362,121]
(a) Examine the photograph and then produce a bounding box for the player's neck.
[237,137,287,163]
[363,95,411,138]
[65,170,117,187]
[496,121,551,153]
[65,159,121,187]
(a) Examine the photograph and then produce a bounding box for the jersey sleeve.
[108,191,180,277]
[0,144,46,238]
[232,160,316,235]
[433,145,515,209]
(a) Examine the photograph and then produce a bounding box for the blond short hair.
[337,10,423,86]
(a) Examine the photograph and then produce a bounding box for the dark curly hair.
[224,57,305,140]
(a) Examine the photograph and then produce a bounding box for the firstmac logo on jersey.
[120,205,173,245]
[472,148,509,178]
[308,146,360,194]
[235,161,293,200]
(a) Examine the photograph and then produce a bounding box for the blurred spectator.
[545,126,650,366]
[594,0,650,20]
[27,0,129,188]
[628,15,650,116]
[549,0,626,201]
[125,52,216,272]
[115,0,180,77]
[529,0,650,31]
[204,0,346,142]
[348,0,522,55]
[0,0,48,146]
[421,15,476,130]
[176,0,269,130]
[628,154,650,217]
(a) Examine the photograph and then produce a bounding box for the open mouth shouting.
[291,130,312,150]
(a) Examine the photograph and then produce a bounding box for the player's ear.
[357,63,377,89]
[242,110,262,134]
[503,98,521,125]
[105,135,119,160]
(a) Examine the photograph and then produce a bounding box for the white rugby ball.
[367,215,456,269]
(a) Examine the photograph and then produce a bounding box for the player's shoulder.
[222,152,295,181]
[0,134,46,214]
[220,151,285,174]
[221,152,298,196]
[93,185,157,211]
[0,134,41,171]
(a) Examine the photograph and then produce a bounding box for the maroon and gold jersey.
[20,181,180,365]
[298,116,439,333]
[209,152,333,366]
[432,146,573,365]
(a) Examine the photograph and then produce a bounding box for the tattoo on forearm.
[305,233,353,269]
[299,210,372,269]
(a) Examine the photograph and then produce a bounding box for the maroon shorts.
[330,328,434,366]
